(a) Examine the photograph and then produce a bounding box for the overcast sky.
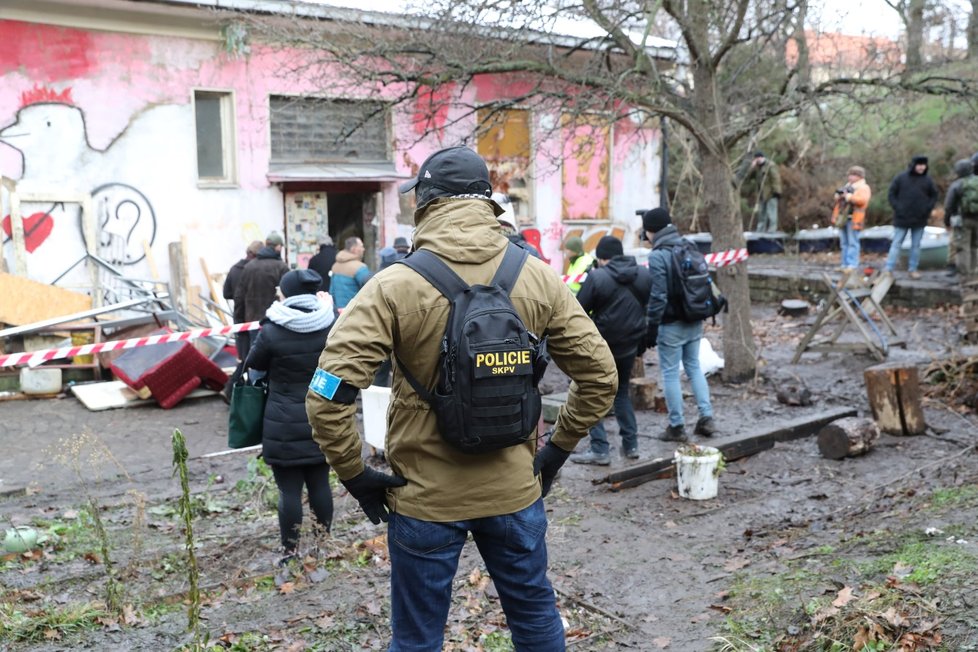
[309,0,973,41]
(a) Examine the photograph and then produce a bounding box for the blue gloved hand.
[341,467,407,524]
[533,440,571,498]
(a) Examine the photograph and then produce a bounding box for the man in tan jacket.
[306,146,616,652]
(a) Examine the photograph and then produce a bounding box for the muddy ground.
[2,302,977,651]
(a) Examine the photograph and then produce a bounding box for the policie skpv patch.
[473,348,533,378]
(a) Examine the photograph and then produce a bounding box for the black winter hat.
[754,151,765,159]
[642,207,672,234]
[595,235,623,260]
[399,147,492,198]
[279,269,322,298]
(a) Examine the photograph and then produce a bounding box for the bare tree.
[883,0,929,71]
[969,0,978,58]
[237,0,975,380]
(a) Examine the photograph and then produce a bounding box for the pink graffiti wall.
[0,12,660,290]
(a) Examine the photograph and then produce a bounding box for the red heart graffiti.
[1,212,54,253]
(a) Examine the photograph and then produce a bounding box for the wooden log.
[629,377,657,411]
[632,354,645,379]
[817,417,880,460]
[863,362,926,435]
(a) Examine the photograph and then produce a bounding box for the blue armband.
[309,368,359,404]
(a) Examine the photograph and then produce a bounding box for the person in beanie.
[562,236,593,295]
[885,156,938,279]
[831,166,872,272]
[245,269,337,567]
[570,235,651,464]
[739,151,782,233]
[306,235,337,292]
[643,208,716,442]
[393,236,411,255]
[306,145,616,651]
[223,240,263,302]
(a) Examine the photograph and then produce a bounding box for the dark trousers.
[270,462,333,552]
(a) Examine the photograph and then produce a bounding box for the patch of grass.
[0,601,110,643]
[480,629,514,651]
[930,485,978,508]
[860,540,978,585]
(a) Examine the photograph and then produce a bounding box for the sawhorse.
[792,271,904,363]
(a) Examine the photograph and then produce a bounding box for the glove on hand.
[646,323,659,349]
[342,467,407,524]
[533,440,571,498]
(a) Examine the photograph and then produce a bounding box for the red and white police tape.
[0,321,261,368]
[559,247,748,284]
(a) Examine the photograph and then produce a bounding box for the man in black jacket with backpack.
[570,235,651,464]
[644,208,717,442]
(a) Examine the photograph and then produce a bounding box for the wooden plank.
[0,273,92,327]
[9,191,27,275]
[594,406,858,488]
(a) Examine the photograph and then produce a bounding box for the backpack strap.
[490,242,530,295]
[396,249,468,301]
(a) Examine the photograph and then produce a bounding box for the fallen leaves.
[832,585,856,608]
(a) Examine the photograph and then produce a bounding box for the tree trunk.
[969,0,978,60]
[793,0,811,88]
[687,0,756,382]
[817,417,880,459]
[904,0,926,72]
[863,362,927,435]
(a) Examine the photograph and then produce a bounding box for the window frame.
[192,89,238,187]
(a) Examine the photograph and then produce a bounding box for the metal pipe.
[0,294,169,339]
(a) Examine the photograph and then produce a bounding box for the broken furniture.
[792,271,904,363]
[110,336,228,409]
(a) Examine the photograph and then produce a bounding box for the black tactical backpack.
[666,239,727,323]
[396,243,545,454]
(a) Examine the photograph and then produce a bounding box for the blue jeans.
[388,500,564,652]
[840,222,861,269]
[657,321,713,428]
[588,354,637,455]
[885,226,924,272]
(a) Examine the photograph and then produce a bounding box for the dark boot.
[658,425,687,442]
[694,416,717,437]
[569,449,611,466]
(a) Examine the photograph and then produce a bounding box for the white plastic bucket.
[361,385,391,451]
[20,367,62,395]
[674,446,722,500]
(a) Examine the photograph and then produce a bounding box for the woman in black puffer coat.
[245,269,336,563]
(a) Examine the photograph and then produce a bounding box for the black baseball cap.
[399,146,492,198]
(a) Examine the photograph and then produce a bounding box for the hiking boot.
[909,271,922,280]
[569,450,611,466]
[658,425,688,442]
[623,446,640,460]
[694,416,717,437]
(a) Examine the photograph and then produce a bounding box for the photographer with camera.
[831,166,872,273]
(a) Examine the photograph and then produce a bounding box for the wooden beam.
[593,406,858,489]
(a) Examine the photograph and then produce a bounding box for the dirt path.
[2,305,976,650]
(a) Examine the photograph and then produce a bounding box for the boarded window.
[194,90,236,183]
[270,96,389,163]
[477,108,531,221]
[561,115,610,220]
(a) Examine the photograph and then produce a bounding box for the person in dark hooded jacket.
[245,269,337,565]
[570,235,651,464]
[885,156,938,278]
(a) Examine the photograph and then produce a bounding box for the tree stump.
[817,417,880,460]
[632,355,646,380]
[863,362,926,435]
[629,377,657,411]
